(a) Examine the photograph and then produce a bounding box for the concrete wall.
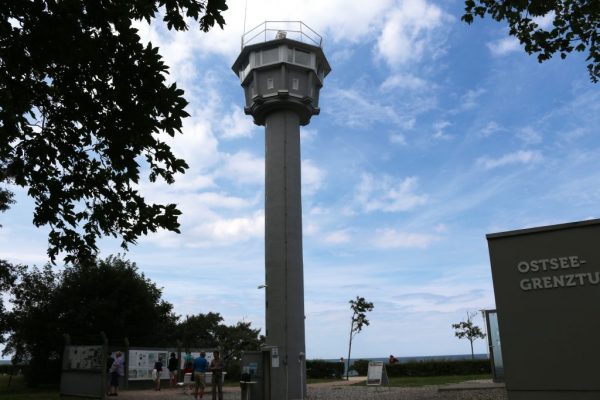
[487,219,600,399]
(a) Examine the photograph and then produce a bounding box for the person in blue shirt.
[193,352,209,399]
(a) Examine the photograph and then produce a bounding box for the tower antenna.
[243,0,249,35]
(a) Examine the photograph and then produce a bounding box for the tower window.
[294,49,310,65]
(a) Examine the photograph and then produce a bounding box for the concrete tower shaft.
[232,22,330,400]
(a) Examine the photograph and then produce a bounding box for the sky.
[1,0,599,360]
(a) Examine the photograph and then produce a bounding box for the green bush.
[306,360,344,379]
[388,360,490,377]
[350,359,490,377]
[0,364,18,375]
[225,361,241,381]
[351,359,370,375]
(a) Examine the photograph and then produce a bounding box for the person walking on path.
[168,353,178,388]
[209,350,225,400]
[108,351,124,397]
[193,352,209,399]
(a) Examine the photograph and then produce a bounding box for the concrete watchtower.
[232,22,330,400]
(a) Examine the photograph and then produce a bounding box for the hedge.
[306,360,345,379]
[351,359,490,377]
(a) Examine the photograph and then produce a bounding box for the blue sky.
[2,0,599,360]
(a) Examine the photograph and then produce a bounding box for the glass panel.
[487,311,504,381]
[294,49,310,66]
[262,47,279,64]
[287,47,293,63]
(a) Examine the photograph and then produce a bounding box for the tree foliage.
[346,296,374,379]
[1,255,263,385]
[462,0,599,82]
[452,311,486,359]
[176,313,264,363]
[0,0,228,262]
[1,255,178,384]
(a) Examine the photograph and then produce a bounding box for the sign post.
[366,361,389,386]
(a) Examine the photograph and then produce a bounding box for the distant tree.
[176,313,264,363]
[215,321,264,363]
[462,0,599,82]
[2,255,178,385]
[177,312,224,350]
[0,0,228,262]
[0,260,23,347]
[452,311,486,359]
[346,296,374,380]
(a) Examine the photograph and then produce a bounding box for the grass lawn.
[353,373,492,387]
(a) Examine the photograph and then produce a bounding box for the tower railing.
[242,21,323,49]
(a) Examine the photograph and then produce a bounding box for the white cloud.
[533,11,555,29]
[380,73,428,91]
[517,126,543,144]
[389,133,407,145]
[480,121,502,137]
[460,88,486,110]
[220,105,256,139]
[302,159,325,196]
[372,228,438,248]
[301,128,318,143]
[487,37,520,57]
[376,0,450,67]
[477,150,542,170]
[190,210,264,244]
[433,120,452,140]
[217,151,264,185]
[326,87,415,129]
[195,192,257,209]
[324,229,352,244]
[355,174,428,212]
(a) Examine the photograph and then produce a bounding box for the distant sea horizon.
[0,353,488,366]
[318,353,489,372]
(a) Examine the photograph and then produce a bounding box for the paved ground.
[111,378,508,400]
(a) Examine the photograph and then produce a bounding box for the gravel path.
[113,380,508,400]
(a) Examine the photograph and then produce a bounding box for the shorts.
[194,372,205,388]
[169,370,177,379]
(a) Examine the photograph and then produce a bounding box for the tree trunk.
[346,317,354,381]
[470,339,474,359]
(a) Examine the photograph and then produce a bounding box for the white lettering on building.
[517,256,599,292]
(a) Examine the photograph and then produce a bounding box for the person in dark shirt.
[168,352,178,388]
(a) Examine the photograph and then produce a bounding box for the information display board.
[128,350,170,380]
[67,346,103,370]
[60,344,107,399]
[366,361,388,386]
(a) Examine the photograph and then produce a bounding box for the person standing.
[153,358,163,391]
[168,352,178,388]
[193,352,209,399]
[209,351,224,400]
[108,351,124,397]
